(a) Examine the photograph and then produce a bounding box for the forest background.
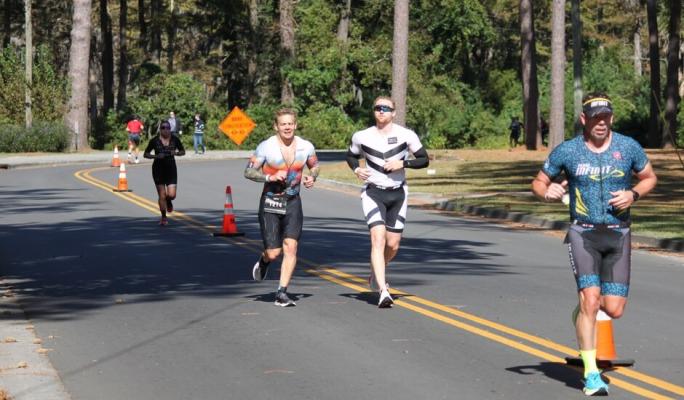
[0,0,682,153]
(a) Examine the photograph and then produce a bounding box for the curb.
[433,200,684,253]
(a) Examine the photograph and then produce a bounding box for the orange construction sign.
[218,107,256,146]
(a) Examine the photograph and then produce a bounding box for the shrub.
[0,121,70,152]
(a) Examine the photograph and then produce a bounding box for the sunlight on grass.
[320,150,684,240]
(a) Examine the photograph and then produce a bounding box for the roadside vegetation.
[320,149,684,240]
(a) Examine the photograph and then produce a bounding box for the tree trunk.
[571,0,582,135]
[337,0,351,42]
[391,0,409,127]
[100,0,114,114]
[3,0,11,48]
[279,0,295,105]
[630,0,643,76]
[65,0,93,152]
[646,0,661,148]
[117,0,128,111]
[138,0,147,52]
[150,0,162,65]
[662,0,681,148]
[549,0,565,150]
[247,0,259,106]
[520,0,540,150]
[24,0,32,129]
[166,0,177,73]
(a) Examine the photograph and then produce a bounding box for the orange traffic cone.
[111,146,121,167]
[212,186,245,237]
[566,309,635,368]
[113,163,132,192]
[595,309,634,367]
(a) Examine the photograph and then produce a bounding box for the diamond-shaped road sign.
[218,107,256,146]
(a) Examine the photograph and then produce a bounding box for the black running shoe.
[274,291,296,307]
[251,258,270,281]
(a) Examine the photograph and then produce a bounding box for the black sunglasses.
[373,105,394,112]
[160,126,171,130]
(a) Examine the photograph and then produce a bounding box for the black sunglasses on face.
[373,105,394,113]
[160,126,171,130]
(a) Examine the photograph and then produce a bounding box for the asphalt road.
[1,158,683,400]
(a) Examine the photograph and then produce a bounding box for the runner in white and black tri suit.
[532,92,657,396]
[346,96,429,308]
[244,108,319,307]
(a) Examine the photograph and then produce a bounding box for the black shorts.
[152,161,177,186]
[566,224,631,297]
[258,194,303,249]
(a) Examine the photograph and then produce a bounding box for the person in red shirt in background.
[126,115,144,164]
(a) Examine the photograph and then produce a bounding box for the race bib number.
[264,193,287,214]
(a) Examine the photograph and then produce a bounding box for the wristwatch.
[630,189,640,202]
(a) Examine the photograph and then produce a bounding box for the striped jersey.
[348,123,424,188]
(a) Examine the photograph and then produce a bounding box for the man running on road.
[346,96,429,308]
[244,108,320,307]
[126,115,144,164]
[531,92,657,396]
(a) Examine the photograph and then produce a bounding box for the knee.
[264,249,281,262]
[282,240,298,256]
[386,240,400,253]
[603,304,625,319]
[581,296,601,315]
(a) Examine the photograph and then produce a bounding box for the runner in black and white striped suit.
[346,96,430,308]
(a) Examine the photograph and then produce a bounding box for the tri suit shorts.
[152,160,177,186]
[258,194,303,249]
[566,224,631,297]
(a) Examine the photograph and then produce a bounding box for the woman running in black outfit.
[144,121,186,225]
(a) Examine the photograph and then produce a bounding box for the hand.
[271,170,287,182]
[383,159,404,172]
[302,175,315,188]
[544,180,568,202]
[608,189,635,210]
[354,167,371,181]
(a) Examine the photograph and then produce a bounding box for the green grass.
[320,149,684,240]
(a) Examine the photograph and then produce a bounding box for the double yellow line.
[75,166,684,400]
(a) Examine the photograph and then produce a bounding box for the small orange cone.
[566,309,635,368]
[113,163,132,192]
[213,186,245,237]
[111,146,121,167]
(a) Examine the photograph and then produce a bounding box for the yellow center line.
[74,166,682,399]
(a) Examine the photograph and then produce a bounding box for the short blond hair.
[373,96,395,108]
[273,108,297,124]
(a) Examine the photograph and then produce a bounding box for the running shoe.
[159,217,168,226]
[582,371,609,396]
[378,289,394,308]
[134,157,140,164]
[252,258,270,281]
[166,199,174,213]
[572,303,580,327]
[274,291,296,307]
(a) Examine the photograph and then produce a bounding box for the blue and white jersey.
[542,132,649,225]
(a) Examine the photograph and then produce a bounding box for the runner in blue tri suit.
[532,92,657,396]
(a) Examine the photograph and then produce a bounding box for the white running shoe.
[134,157,140,164]
[378,289,394,308]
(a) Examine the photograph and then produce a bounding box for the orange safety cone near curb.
[212,186,245,237]
[111,146,121,167]
[566,309,635,368]
[113,163,132,192]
